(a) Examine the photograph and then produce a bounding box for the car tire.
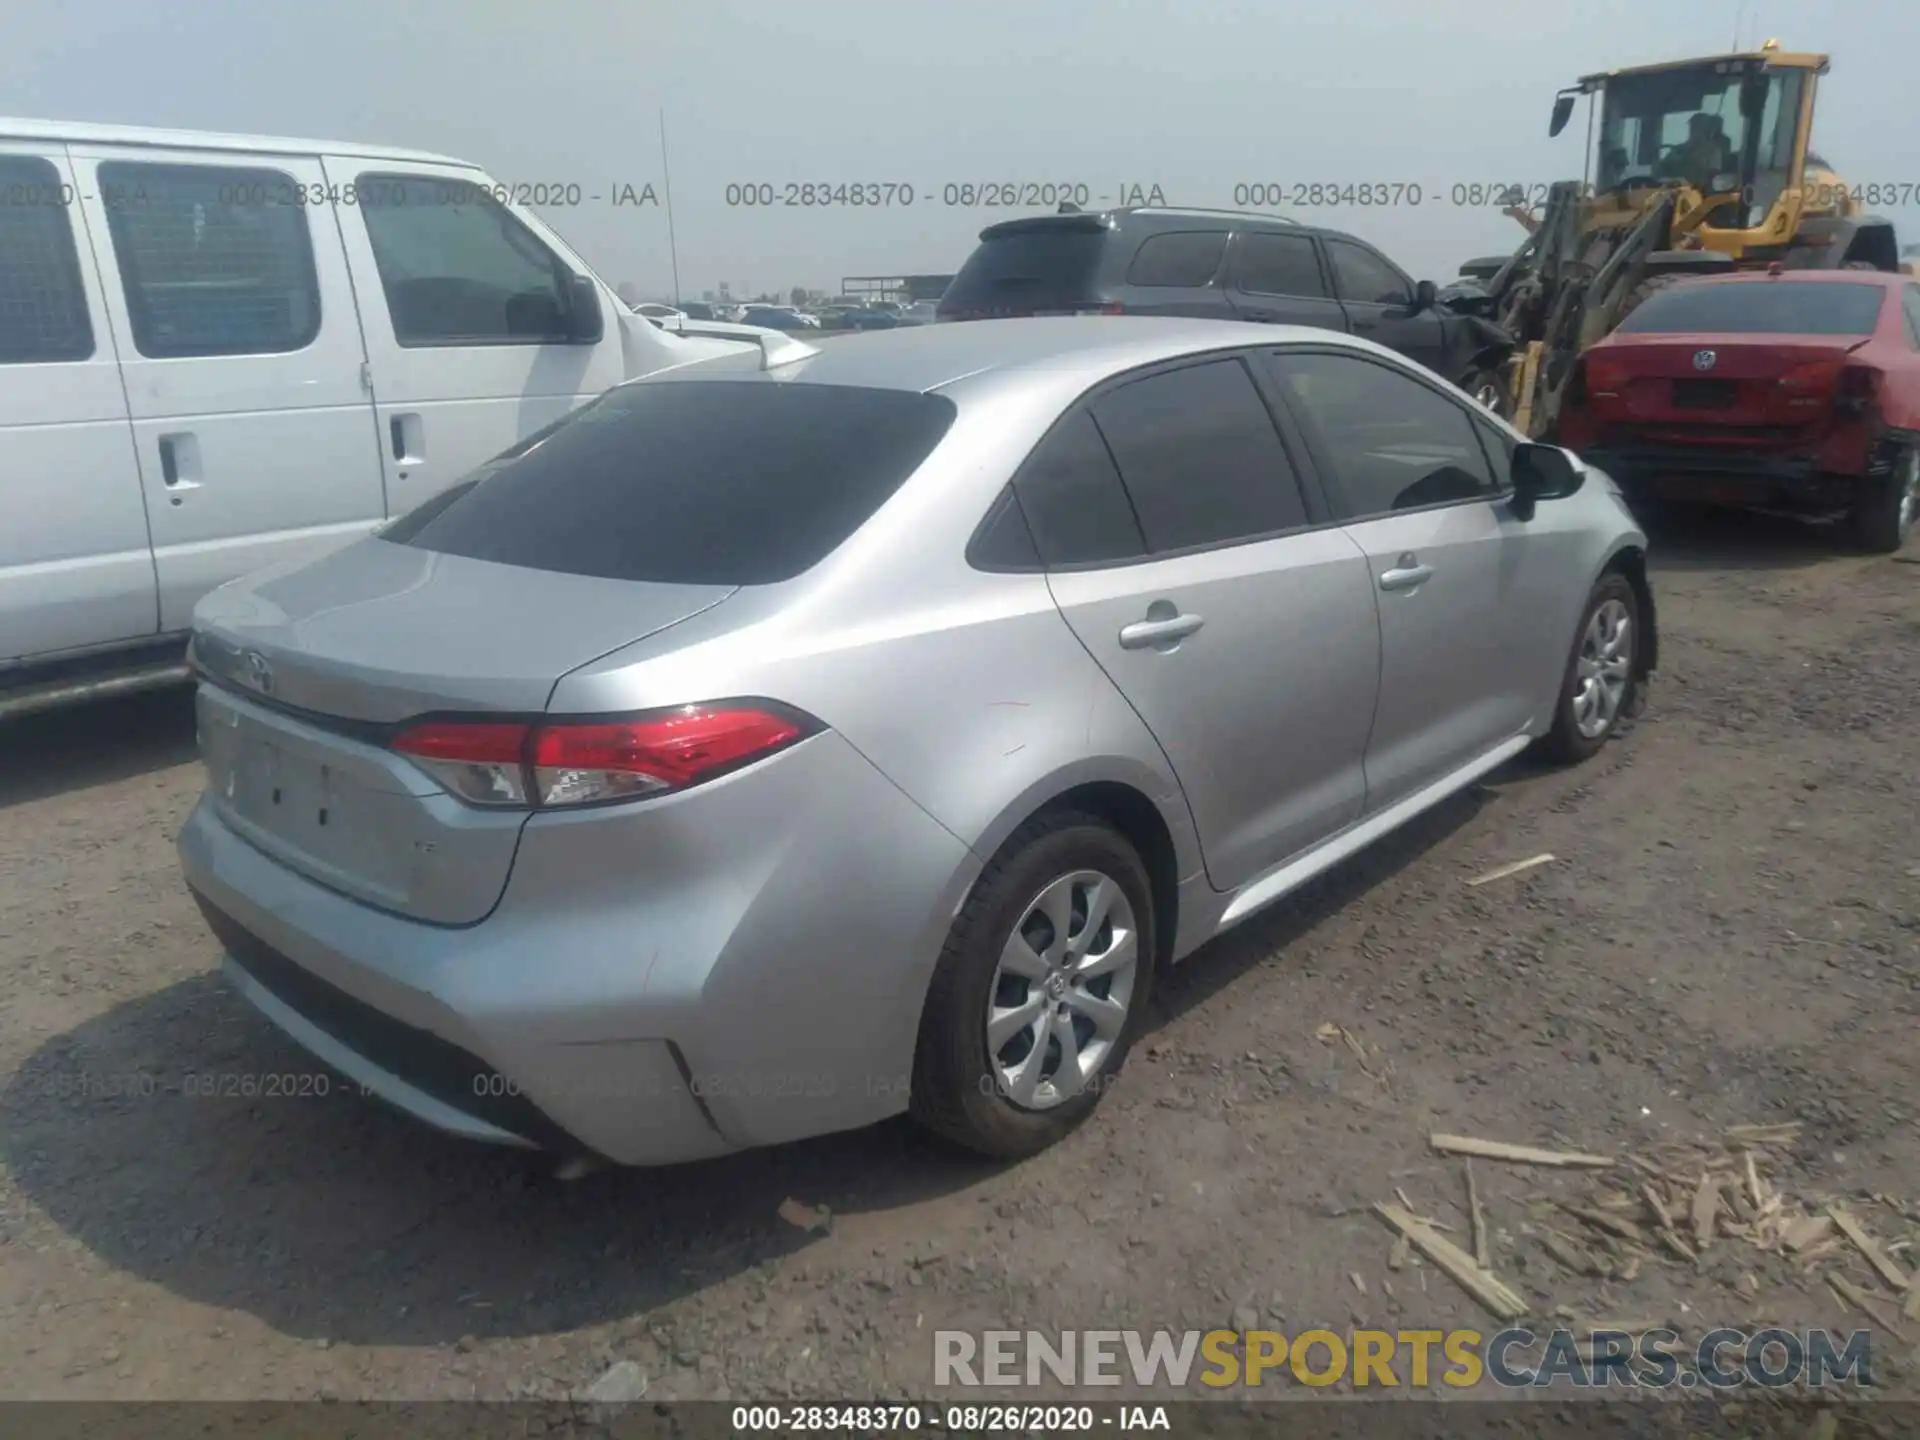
[911,811,1156,1160]
[1540,572,1643,765]
[1846,446,1918,554]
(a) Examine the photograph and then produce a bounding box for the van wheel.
[1848,446,1919,554]
[911,812,1155,1160]
[1541,573,1642,764]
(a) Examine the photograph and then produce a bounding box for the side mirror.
[1510,442,1585,519]
[1549,93,1576,138]
[1411,279,1439,313]
[565,274,606,344]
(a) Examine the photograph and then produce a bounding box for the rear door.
[1325,236,1450,376]
[0,144,155,662]
[1117,229,1232,317]
[1266,348,1538,811]
[324,160,626,516]
[69,145,387,633]
[1224,229,1349,334]
[1033,356,1381,890]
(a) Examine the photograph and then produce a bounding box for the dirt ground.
[1,509,1917,1408]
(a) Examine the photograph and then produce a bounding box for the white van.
[0,118,758,716]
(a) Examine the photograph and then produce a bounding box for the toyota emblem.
[242,650,275,695]
[1692,349,1717,371]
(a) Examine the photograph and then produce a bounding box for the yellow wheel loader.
[1457,41,1903,437]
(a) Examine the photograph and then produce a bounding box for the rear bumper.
[1580,445,1864,510]
[178,728,980,1166]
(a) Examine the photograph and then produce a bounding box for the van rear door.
[0,143,155,663]
[68,144,388,634]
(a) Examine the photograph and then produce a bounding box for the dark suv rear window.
[939,224,1106,315]
[1617,280,1887,336]
[382,380,956,585]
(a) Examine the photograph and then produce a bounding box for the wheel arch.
[1600,542,1657,679]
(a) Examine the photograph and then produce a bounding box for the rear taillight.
[1584,356,1629,396]
[391,703,817,811]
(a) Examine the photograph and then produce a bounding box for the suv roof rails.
[1112,206,1300,226]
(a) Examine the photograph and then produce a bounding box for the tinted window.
[939,224,1106,315]
[967,483,1042,570]
[1233,232,1327,298]
[1090,359,1309,551]
[385,381,956,585]
[1125,231,1227,288]
[1012,409,1147,566]
[1326,240,1412,306]
[0,156,93,363]
[358,173,574,345]
[98,162,320,358]
[1273,352,1495,518]
[1616,280,1886,336]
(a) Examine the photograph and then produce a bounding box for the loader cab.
[1563,46,1828,256]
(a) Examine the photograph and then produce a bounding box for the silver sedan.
[179,317,1655,1167]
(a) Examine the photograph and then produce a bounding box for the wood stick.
[1828,1207,1912,1292]
[1373,1203,1527,1322]
[1429,1134,1614,1168]
[1466,1160,1490,1269]
[1829,1275,1912,1344]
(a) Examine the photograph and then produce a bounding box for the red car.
[1553,270,1920,552]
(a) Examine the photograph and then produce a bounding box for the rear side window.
[384,381,956,585]
[98,162,321,358]
[0,156,93,362]
[1090,359,1309,551]
[1012,409,1147,566]
[1232,232,1328,298]
[1125,231,1227,288]
[939,224,1106,315]
[1270,352,1494,519]
[1617,280,1886,336]
[357,173,575,346]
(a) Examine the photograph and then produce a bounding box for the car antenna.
[757,331,820,370]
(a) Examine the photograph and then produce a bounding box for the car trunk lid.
[191,538,734,924]
[1582,334,1871,433]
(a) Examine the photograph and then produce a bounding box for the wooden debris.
[1388,1234,1411,1271]
[1828,1207,1912,1292]
[1725,1122,1801,1144]
[1744,1151,1766,1211]
[1394,1186,1416,1214]
[1902,1283,1920,1324]
[1619,1255,1642,1283]
[1373,1202,1527,1322]
[1828,1275,1912,1344]
[1781,1214,1835,1254]
[1799,1238,1843,1271]
[1543,1229,1606,1278]
[1657,1225,1698,1264]
[1466,1160,1490,1269]
[1351,1271,1368,1296]
[1467,853,1556,887]
[1429,1134,1614,1169]
[1641,1183,1675,1232]
[1691,1175,1721,1249]
[1560,1202,1644,1244]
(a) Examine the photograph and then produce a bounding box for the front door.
[1024,357,1381,890]
[323,160,627,517]
[1266,348,1535,812]
[70,146,388,633]
[1324,237,1451,377]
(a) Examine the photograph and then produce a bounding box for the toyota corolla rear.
[1553,274,1905,513]
[177,374,987,1166]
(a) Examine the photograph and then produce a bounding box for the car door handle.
[390,413,423,466]
[1379,563,1434,592]
[1118,613,1205,649]
[158,433,201,500]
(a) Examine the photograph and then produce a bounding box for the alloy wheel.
[985,870,1139,1111]
[1572,597,1634,740]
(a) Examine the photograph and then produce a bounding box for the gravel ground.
[1,509,1916,1406]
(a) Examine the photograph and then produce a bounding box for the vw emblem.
[1692,349,1717,371]
[242,650,275,695]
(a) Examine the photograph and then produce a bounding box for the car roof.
[0,115,473,167]
[1677,269,1906,288]
[647,315,1392,394]
[976,206,1306,241]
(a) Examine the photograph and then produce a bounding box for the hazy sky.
[7,0,1916,300]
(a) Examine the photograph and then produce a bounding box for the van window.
[0,156,94,363]
[356,174,573,346]
[97,162,321,358]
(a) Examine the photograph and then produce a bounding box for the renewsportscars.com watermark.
[934,1327,1875,1391]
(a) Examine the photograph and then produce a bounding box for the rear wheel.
[1848,445,1919,554]
[911,812,1155,1160]
[1541,573,1642,764]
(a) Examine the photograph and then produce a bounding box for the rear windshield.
[381,381,956,585]
[1617,280,1887,336]
[939,226,1106,314]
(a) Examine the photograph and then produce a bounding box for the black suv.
[938,207,1514,408]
